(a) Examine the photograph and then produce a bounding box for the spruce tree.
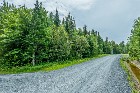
[83,25,88,35]
[54,9,60,27]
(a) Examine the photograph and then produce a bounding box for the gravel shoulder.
[0,55,131,93]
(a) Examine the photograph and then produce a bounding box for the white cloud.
[57,0,96,10]
[2,0,96,16]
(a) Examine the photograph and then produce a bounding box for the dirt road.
[0,55,131,93]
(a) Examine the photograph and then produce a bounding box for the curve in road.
[0,55,131,93]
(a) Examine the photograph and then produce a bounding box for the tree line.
[128,17,140,61]
[0,0,127,67]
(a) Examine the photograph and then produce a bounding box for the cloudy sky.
[1,0,140,43]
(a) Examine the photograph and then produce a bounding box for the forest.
[0,0,127,68]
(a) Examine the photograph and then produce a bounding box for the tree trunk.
[32,51,35,66]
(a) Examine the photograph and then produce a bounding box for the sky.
[1,0,140,43]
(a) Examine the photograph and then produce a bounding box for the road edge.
[120,55,140,93]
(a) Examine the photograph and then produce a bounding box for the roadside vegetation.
[128,17,140,61]
[120,56,140,93]
[123,15,140,93]
[0,0,127,74]
[0,54,107,74]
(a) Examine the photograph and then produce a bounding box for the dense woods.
[128,17,140,61]
[0,0,127,67]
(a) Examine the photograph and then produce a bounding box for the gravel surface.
[0,55,131,93]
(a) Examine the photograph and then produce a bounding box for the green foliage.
[0,1,24,67]
[0,0,125,68]
[128,17,140,61]
[46,25,71,61]
[71,35,90,58]
[27,1,48,65]
[63,13,76,37]
[87,33,98,56]
[97,32,104,54]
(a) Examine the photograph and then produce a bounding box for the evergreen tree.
[63,13,76,37]
[54,9,60,27]
[119,41,125,54]
[83,25,88,35]
[97,32,103,54]
[48,12,54,26]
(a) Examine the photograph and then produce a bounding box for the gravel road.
[0,55,131,93]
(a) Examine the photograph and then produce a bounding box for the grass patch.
[0,54,108,74]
